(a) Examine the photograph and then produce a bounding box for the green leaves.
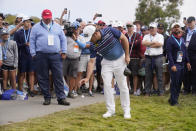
[135,0,184,29]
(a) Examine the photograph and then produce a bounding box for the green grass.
[1,94,196,131]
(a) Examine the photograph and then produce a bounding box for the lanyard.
[150,35,154,42]
[23,29,31,43]
[2,41,9,60]
[172,35,182,50]
[42,22,52,32]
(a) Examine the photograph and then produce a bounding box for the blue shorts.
[19,57,35,73]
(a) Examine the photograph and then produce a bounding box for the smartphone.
[97,14,102,17]
[64,8,67,11]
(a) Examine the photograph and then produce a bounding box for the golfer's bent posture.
[80,27,131,119]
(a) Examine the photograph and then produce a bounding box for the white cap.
[149,22,157,28]
[112,22,119,28]
[22,16,31,22]
[83,25,96,42]
[117,21,123,27]
[171,22,181,28]
[16,13,25,18]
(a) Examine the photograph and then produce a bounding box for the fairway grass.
[1,94,196,131]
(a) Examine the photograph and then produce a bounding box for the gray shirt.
[66,36,81,59]
[2,40,18,67]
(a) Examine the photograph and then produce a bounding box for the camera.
[97,14,102,17]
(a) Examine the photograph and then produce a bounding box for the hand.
[63,8,67,15]
[79,78,89,87]
[187,63,191,71]
[0,60,2,67]
[171,66,177,72]
[61,53,66,59]
[17,21,24,28]
[125,55,130,65]
[72,34,77,41]
[25,42,30,46]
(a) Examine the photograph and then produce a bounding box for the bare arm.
[9,22,23,35]
[80,58,96,85]
[59,9,67,26]
[119,33,130,64]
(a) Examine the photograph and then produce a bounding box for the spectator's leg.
[9,70,16,90]
[145,58,153,95]
[3,70,8,90]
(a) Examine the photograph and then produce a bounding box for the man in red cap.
[30,9,69,106]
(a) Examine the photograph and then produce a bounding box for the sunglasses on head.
[126,25,133,27]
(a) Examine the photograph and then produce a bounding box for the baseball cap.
[22,16,31,22]
[149,22,157,28]
[187,16,195,23]
[16,13,25,18]
[126,21,134,27]
[117,21,123,27]
[141,25,149,31]
[98,20,105,25]
[76,18,83,23]
[0,28,9,36]
[157,23,164,29]
[42,9,52,19]
[83,25,96,42]
[133,20,143,25]
[171,22,181,28]
[70,21,80,30]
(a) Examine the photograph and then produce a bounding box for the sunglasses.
[126,25,133,27]
[149,27,155,29]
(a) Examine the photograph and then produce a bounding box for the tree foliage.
[135,0,183,28]
[3,14,40,25]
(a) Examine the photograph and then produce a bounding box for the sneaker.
[136,89,141,96]
[134,92,138,96]
[43,99,51,105]
[58,99,70,106]
[77,89,82,95]
[103,111,115,118]
[89,91,94,97]
[73,91,78,97]
[68,92,75,99]
[124,111,131,119]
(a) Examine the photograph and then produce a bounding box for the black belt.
[145,54,163,59]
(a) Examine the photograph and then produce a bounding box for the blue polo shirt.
[90,27,124,60]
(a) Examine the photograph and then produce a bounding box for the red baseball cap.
[42,9,52,19]
[98,20,105,25]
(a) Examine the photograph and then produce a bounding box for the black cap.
[141,25,149,31]
[0,13,5,20]
[187,16,195,23]
[157,23,164,29]
[76,18,82,23]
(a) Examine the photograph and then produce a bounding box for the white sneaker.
[124,111,131,119]
[136,89,141,96]
[134,91,138,96]
[102,111,115,118]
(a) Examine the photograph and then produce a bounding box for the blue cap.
[71,21,80,29]
[0,28,9,36]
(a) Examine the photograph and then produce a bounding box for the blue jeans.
[35,53,65,100]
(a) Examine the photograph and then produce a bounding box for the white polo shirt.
[142,33,164,56]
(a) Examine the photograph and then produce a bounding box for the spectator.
[14,16,36,96]
[186,16,196,95]
[157,23,170,91]
[125,22,143,96]
[80,27,131,119]
[0,13,5,42]
[142,22,164,96]
[76,25,96,96]
[9,13,24,40]
[63,21,86,98]
[0,29,18,90]
[141,25,149,37]
[167,23,191,105]
[134,20,142,35]
[30,9,70,106]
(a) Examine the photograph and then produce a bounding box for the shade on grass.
[1,95,196,131]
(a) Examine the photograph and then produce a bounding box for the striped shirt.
[90,27,124,60]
